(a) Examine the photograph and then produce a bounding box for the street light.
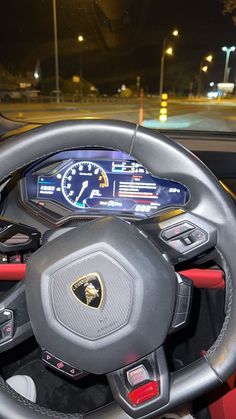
[78,35,84,43]
[159,29,179,97]
[198,54,213,96]
[205,54,213,63]
[34,59,41,81]
[77,34,85,100]
[201,65,208,73]
[166,47,173,56]
[52,0,60,103]
[221,46,236,83]
[172,29,179,37]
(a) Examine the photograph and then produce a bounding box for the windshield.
[0,0,236,132]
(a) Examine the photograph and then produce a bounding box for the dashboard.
[20,149,189,225]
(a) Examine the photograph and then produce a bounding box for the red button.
[56,361,64,369]
[128,381,159,405]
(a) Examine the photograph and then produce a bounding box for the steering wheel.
[0,120,235,419]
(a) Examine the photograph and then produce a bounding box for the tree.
[165,62,194,96]
[223,0,236,13]
[222,0,236,24]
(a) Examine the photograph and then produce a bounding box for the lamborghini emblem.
[70,273,103,309]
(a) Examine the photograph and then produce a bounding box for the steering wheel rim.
[0,119,235,419]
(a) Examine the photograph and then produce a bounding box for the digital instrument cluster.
[21,149,189,224]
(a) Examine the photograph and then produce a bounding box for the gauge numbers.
[61,161,109,208]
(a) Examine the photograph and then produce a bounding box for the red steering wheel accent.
[0,264,225,289]
[0,264,26,280]
[179,268,225,289]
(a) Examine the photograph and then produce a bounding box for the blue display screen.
[24,149,189,219]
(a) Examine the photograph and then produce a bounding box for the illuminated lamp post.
[78,34,85,100]
[222,46,235,83]
[198,54,213,96]
[159,29,179,98]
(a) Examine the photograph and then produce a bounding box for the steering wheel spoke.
[0,281,33,353]
[169,272,193,333]
[107,346,169,418]
[138,210,217,265]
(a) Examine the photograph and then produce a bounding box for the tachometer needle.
[75,180,88,202]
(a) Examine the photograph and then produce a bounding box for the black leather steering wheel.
[0,120,235,419]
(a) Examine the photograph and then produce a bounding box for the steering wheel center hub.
[26,217,176,374]
[49,249,134,341]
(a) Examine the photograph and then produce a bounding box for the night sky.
[0,0,235,93]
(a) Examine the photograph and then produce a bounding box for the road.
[1,98,236,132]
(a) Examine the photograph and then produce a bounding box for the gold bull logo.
[71,273,103,309]
[84,282,99,305]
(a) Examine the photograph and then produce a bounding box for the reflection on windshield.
[0,0,236,131]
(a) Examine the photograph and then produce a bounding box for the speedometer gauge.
[61,161,109,208]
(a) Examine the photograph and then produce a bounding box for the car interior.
[0,116,236,418]
[1,0,236,417]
